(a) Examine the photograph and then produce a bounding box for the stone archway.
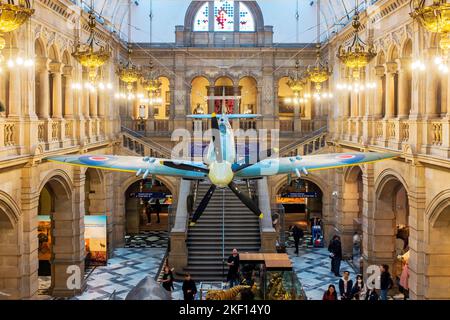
[0,192,21,299]
[424,190,450,299]
[37,172,85,297]
[341,166,364,259]
[371,171,410,279]
[270,173,331,243]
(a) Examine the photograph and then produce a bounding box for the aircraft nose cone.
[208,162,234,188]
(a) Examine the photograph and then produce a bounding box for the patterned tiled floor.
[125,231,169,248]
[288,247,355,300]
[71,248,167,300]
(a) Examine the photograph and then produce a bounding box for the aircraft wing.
[234,152,398,178]
[46,155,208,179]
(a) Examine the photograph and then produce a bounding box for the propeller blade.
[161,161,209,174]
[228,181,264,220]
[211,113,223,162]
[190,185,217,226]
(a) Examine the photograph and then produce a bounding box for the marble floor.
[288,246,355,300]
[71,248,168,300]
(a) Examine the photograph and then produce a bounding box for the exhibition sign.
[84,215,108,266]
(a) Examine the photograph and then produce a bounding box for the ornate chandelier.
[0,1,34,61]
[410,0,450,73]
[72,11,111,84]
[337,9,376,80]
[118,46,141,95]
[287,60,307,93]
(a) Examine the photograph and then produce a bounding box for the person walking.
[153,198,161,224]
[161,265,174,293]
[380,264,393,301]
[322,284,338,301]
[292,225,304,255]
[351,274,366,300]
[338,271,353,300]
[182,273,197,301]
[227,248,240,288]
[352,232,361,259]
[328,235,343,277]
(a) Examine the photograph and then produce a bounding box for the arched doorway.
[426,191,450,299]
[238,77,257,114]
[374,174,409,280]
[276,177,323,248]
[214,76,235,114]
[124,178,174,236]
[37,174,82,296]
[190,76,209,114]
[343,166,364,265]
[0,194,20,299]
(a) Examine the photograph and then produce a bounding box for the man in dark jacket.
[292,225,304,255]
[380,264,393,300]
[182,273,197,300]
[328,235,343,276]
[227,248,240,288]
[338,271,353,300]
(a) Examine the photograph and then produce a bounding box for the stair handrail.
[121,126,172,158]
[279,126,328,155]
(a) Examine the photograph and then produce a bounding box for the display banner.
[281,192,318,198]
[84,216,107,266]
[276,196,306,204]
[38,215,52,261]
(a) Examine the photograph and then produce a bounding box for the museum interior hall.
[1,0,450,301]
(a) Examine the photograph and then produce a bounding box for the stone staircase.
[184,181,261,281]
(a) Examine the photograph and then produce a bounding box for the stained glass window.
[239,2,255,32]
[193,2,209,31]
[214,0,234,31]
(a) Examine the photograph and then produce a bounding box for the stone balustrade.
[334,116,449,158]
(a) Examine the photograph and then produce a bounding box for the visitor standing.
[351,274,366,300]
[380,264,393,300]
[399,252,409,300]
[352,232,361,259]
[161,265,174,293]
[227,248,240,288]
[322,284,338,301]
[146,202,152,225]
[153,198,161,224]
[328,235,343,276]
[338,271,353,300]
[182,273,197,301]
[292,225,304,255]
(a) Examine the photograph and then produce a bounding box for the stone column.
[385,62,397,119]
[37,58,50,119]
[50,62,63,119]
[425,63,438,118]
[208,86,215,114]
[397,58,411,118]
[374,66,385,118]
[89,91,98,118]
[50,168,86,297]
[407,164,426,300]
[63,66,74,118]
[8,48,21,118]
[82,71,90,118]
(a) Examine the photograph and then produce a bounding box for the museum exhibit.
[0,0,450,303]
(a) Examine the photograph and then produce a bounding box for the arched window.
[239,2,255,32]
[193,2,209,32]
[214,0,234,31]
[192,1,256,33]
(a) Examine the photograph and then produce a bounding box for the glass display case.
[239,253,306,300]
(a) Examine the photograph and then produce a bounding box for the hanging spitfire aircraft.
[46,112,398,226]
